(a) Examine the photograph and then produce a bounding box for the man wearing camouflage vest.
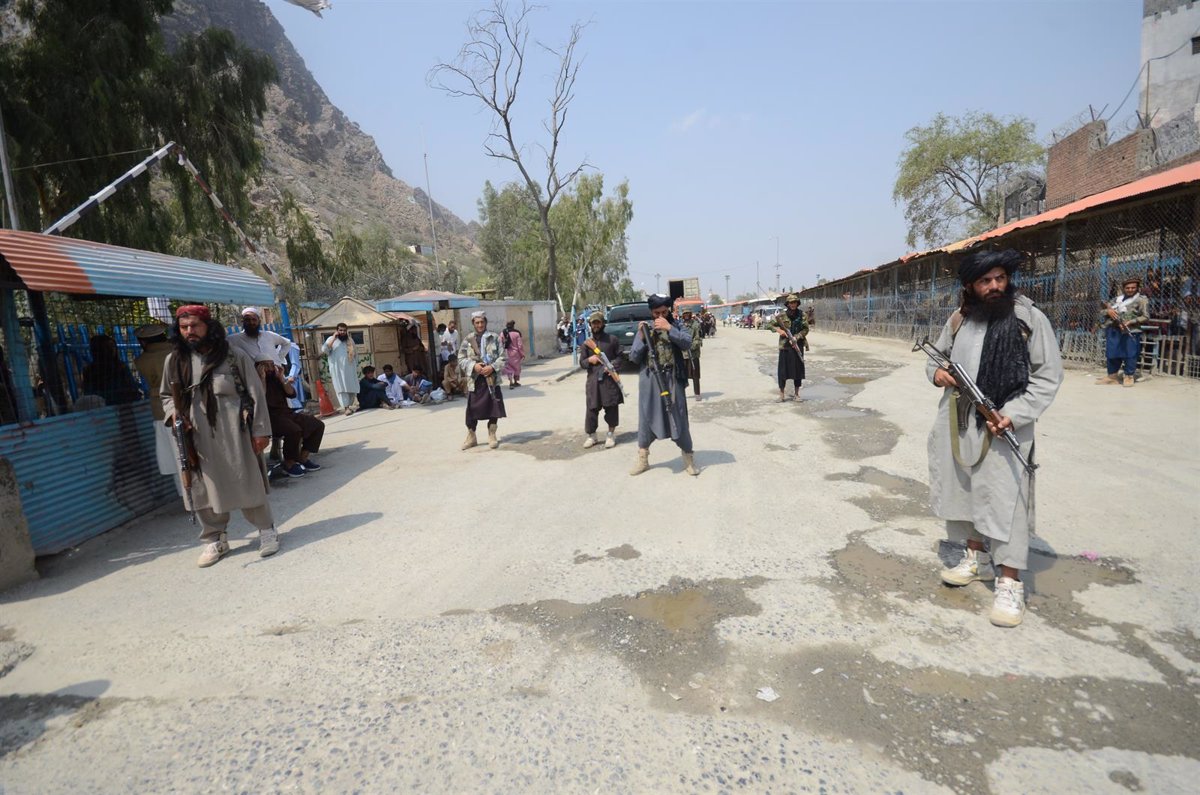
[1096,277,1150,387]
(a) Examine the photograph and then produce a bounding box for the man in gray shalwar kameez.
[628,294,699,476]
[926,249,1063,627]
[161,304,277,568]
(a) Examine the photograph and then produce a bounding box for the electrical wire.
[11,147,159,172]
[1106,21,1200,123]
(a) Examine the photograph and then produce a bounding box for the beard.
[243,326,260,338]
[185,337,209,352]
[963,285,1016,322]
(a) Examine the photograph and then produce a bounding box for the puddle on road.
[834,376,869,384]
[826,466,929,523]
[501,430,639,461]
[492,576,767,706]
[574,544,642,564]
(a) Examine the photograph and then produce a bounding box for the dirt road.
[2,328,1197,793]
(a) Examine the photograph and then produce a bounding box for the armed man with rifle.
[766,293,809,401]
[923,249,1063,628]
[160,304,278,568]
[628,295,699,477]
[1096,277,1150,387]
[579,311,625,450]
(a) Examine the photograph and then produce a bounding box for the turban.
[175,304,211,321]
[647,294,672,310]
[958,249,1023,285]
[588,311,605,324]
[471,310,487,319]
[241,306,261,318]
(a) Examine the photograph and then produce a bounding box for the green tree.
[0,0,275,260]
[476,180,544,297]
[552,174,633,310]
[892,111,1043,249]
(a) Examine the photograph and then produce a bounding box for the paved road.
[2,328,1197,793]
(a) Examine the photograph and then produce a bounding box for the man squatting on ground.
[458,309,507,450]
[680,306,703,400]
[580,311,624,449]
[1096,277,1150,387]
[927,249,1063,627]
[628,294,699,477]
[263,359,325,478]
[766,292,809,401]
[161,304,279,568]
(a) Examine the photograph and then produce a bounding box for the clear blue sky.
[264,0,1142,299]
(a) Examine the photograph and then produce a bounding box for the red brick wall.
[1046,121,1157,209]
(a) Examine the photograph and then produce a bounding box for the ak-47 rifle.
[639,322,680,439]
[912,337,1038,475]
[169,379,200,524]
[583,337,628,398]
[1100,300,1130,335]
[777,318,807,356]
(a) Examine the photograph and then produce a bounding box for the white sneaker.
[604,432,615,449]
[259,527,280,558]
[583,434,597,449]
[940,547,994,586]
[197,533,229,568]
[990,577,1025,627]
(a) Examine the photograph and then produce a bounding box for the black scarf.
[172,339,230,432]
[972,302,1030,427]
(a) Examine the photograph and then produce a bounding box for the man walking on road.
[766,293,808,401]
[161,304,278,567]
[458,310,507,450]
[680,307,703,400]
[580,311,624,449]
[628,295,699,477]
[926,249,1063,627]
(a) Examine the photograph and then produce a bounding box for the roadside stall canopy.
[0,229,274,305]
[374,290,480,313]
[299,296,396,329]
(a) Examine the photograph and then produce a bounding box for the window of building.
[1193,36,1200,55]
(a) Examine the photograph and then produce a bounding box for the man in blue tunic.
[628,295,699,477]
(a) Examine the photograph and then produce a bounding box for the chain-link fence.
[804,186,1200,379]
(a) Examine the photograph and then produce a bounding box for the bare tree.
[429,0,589,308]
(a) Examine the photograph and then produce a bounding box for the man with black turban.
[628,295,699,476]
[926,249,1063,627]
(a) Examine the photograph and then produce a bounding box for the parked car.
[605,301,655,359]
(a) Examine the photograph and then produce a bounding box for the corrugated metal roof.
[0,402,176,554]
[0,229,275,305]
[375,290,480,312]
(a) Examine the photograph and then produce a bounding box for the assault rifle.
[638,322,679,439]
[583,338,628,398]
[777,319,807,356]
[169,380,200,524]
[1100,300,1130,335]
[913,337,1038,475]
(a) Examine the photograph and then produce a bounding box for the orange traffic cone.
[315,378,337,418]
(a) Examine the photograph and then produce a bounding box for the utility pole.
[724,274,730,303]
[755,261,762,296]
[421,129,440,285]
[771,235,781,293]
[654,272,661,293]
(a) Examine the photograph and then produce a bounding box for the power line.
[1106,21,1200,123]
[11,147,160,172]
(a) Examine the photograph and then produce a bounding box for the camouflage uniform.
[765,308,808,391]
[1099,292,1150,380]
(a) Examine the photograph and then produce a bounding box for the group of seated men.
[356,359,466,409]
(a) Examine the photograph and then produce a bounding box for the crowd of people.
[84,249,1076,632]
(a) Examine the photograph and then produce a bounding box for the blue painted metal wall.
[0,402,177,554]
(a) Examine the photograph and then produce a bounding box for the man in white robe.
[926,249,1063,628]
[321,322,358,415]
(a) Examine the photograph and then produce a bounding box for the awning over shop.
[0,229,274,305]
[374,290,480,313]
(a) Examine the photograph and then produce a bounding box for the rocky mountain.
[161,0,481,284]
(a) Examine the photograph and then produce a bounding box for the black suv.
[605,301,654,358]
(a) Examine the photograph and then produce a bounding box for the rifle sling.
[949,390,991,469]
